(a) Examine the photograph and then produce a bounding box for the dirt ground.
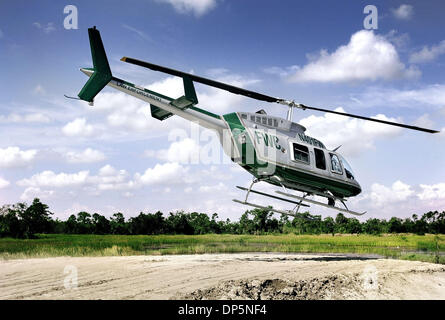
[1,253,444,300]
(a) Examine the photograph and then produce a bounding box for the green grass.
[0,233,444,264]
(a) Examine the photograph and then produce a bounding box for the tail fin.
[78,26,112,102]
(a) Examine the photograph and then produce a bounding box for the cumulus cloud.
[289,30,420,83]
[16,165,136,196]
[199,182,227,193]
[298,107,402,156]
[0,147,37,168]
[418,183,445,201]
[410,40,445,63]
[368,180,414,207]
[136,162,188,185]
[20,187,54,201]
[0,177,10,189]
[197,73,260,113]
[91,165,134,191]
[348,84,445,109]
[17,170,90,188]
[147,138,201,164]
[392,4,414,20]
[64,148,106,164]
[350,180,445,219]
[156,0,217,16]
[33,22,55,34]
[62,118,94,137]
[0,112,50,123]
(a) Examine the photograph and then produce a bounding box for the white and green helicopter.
[69,27,439,218]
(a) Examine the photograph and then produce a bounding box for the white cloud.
[16,166,136,193]
[263,66,300,78]
[153,138,201,164]
[156,0,217,16]
[137,162,188,185]
[122,24,151,42]
[197,73,260,113]
[348,84,445,109]
[0,147,37,168]
[33,84,46,95]
[17,170,90,188]
[65,148,106,164]
[93,91,170,134]
[299,107,402,156]
[92,165,134,191]
[410,40,445,63]
[199,182,227,193]
[289,30,420,83]
[33,22,55,34]
[392,4,414,20]
[146,76,184,98]
[368,180,414,207]
[413,114,435,129]
[418,183,445,200]
[0,112,50,123]
[350,180,445,219]
[0,177,10,189]
[98,164,118,176]
[62,118,94,137]
[20,187,54,201]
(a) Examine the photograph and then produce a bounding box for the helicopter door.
[314,148,326,170]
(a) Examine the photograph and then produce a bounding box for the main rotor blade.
[298,104,439,134]
[121,56,279,103]
[121,56,439,134]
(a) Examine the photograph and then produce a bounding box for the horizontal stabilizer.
[150,104,173,121]
[150,96,195,121]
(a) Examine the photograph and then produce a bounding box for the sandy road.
[1,253,444,300]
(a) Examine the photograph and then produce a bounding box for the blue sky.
[0,0,445,221]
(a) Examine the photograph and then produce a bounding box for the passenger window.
[241,114,247,119]
[250,115,255,121]
[330,154,343,174]
[314,148,326,170]
[274,119,278,127]
[293,143,310,164]
[268,118,272,126]
[256,116,261,123]
[262,117,267,125]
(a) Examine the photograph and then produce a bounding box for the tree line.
[0,198,444,238]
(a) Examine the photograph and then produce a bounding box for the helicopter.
[69,27,440,218]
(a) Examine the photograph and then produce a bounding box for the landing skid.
[275,191,366,216]
[232,179,366,217]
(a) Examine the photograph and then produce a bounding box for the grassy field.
[1,233,444,264]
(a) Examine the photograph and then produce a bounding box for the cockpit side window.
[329,153,343,174]
[292,143,310,164]
[314,148,326,170]
[339,155,355,180]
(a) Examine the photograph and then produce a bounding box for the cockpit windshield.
[339,155,355,180]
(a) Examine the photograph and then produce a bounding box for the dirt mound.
[184,274,368,300]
